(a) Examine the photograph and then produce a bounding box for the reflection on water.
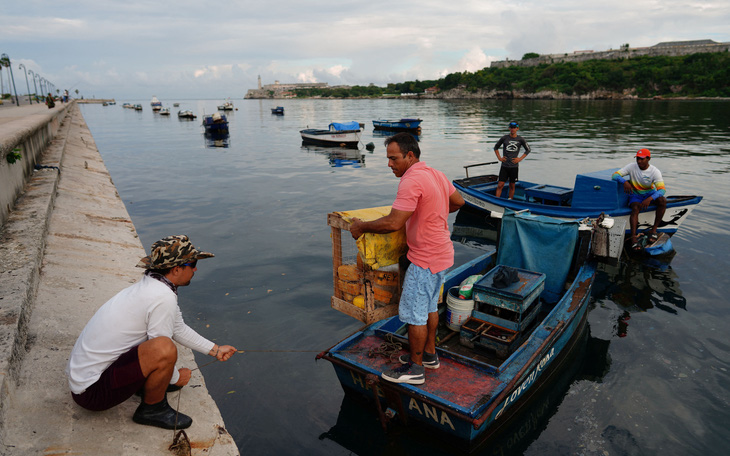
[372,129,421,142]
[300,145,366,168]
[204,131,230,148]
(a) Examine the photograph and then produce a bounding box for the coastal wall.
[491,40,730,69]
[0,102,74,226]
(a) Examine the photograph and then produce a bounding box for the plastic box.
[472,265,546,313]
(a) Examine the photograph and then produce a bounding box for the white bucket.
[445,287,474,331]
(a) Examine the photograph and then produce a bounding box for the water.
[80,99,730,455]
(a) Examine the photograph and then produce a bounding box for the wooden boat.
[318,210,607,447]
[372,118,422,131]
[217,100,234,111]
[300,122,362,148]
[159,107,170,116]
[454,165,702,237]
[202,112,229,133]
[177,110,197,120]
[271,106,284,115]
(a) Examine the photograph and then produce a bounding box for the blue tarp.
[496,211,579,303]
[329,121,360,131]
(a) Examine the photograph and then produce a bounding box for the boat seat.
[524,185,573,205]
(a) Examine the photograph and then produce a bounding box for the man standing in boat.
[493,121,531,199]
[66,235,237,430]
[349,133,465,385]
[612,149,667,250]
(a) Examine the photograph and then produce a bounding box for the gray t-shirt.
[494,135,531,168]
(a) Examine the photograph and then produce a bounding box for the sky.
[2,1,730,100]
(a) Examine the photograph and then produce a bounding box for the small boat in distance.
[202,112,229,134]
[122,103,133,109]
[372,118,422,131]
[133,104,143,111]
[107,101,116,105]
[453,166,702,238]
[150,96,162,111]
[173,103,180,107]
[178,110,197,120]
[300,122,363,149]
[217,100,234,111]
[271,106,284,115]
[159,107,170,116]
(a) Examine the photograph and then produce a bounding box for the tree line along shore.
[288,52,730,100]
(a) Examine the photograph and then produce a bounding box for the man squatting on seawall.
[493,121,531,200]
[349,132,465,385]
[66,235,237,430]
[611,148,667,251]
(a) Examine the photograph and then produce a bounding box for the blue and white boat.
[271,106,284,115]
[453,166,702,237]
[300,122,363,148]
[202,112,229,134]
[150,96,162,111]
[372,118,422,131]
[319,210,607,447]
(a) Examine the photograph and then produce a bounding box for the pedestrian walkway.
[0,103,239,455]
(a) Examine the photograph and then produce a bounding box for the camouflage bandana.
[136,235,214,269]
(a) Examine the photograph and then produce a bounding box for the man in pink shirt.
[350,133,464,385]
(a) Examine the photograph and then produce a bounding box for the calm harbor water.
[80,98,730,455]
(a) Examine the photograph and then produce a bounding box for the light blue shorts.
[398,263,446,326]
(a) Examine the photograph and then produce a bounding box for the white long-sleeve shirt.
[66,274,214,394]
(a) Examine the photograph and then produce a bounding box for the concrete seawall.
[0,103,239,455]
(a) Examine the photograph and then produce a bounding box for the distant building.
[245,80,332,99]
[490,39,730,69]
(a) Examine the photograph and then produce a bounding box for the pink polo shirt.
[392,161,456,273]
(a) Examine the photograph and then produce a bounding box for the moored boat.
[300,122,363,148]
[202,112,229,133]
[372,118,422,131]
[271,106,284,115]
[454,166,702,237]
[318,210,610,447]
[217,100,234,111]
[150,96,162,111]
[122,103,133,109]
[173,103,180,107]
[133,104,143,111]
[177,110,197,120]
[159,107,170,115]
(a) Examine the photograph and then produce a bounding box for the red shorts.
[71,345,146,411]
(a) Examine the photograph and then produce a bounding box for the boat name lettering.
[408,398,455,431]
[495,347,555,420]
[349,370,384,397]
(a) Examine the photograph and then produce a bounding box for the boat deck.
[333,333,503,411]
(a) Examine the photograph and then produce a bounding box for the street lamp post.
[39,77,46,96]
[1,54,20,107]
[28,70,39,102]
[19,63,33,104]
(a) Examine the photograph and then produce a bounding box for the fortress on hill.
[244,76,333,99]
[490,39,730,68]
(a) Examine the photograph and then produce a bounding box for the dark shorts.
[71,345,145,412]
[498,166,519,183]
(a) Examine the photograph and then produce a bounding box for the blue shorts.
[629,193,651,205]
[399,264,446,325]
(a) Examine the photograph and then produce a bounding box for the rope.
[367,334,403,362]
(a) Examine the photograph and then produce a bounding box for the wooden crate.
[328,212,403,324]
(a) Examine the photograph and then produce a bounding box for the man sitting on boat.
[612,149,667,251]
[349,133,465,385]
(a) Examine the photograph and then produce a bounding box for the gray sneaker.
[399,352,440,369]
[382,362,426,384]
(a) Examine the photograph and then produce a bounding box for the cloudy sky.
[3,1,729,99]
